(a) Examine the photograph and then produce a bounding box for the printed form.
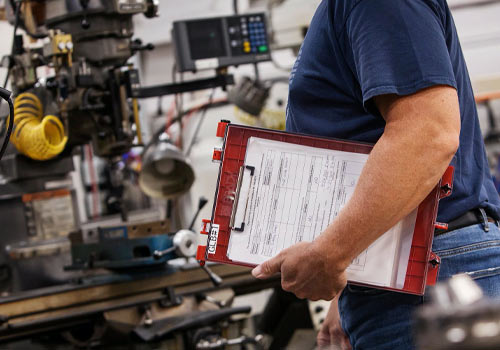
[227,137,417,289]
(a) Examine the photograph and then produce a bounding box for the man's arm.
[252,85,460,300]
[315,85,460,268]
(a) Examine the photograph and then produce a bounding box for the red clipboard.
[197,121,454,295]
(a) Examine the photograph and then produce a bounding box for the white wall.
[452,2,500,83]
[0,20,13,88]
[450,1,500,135]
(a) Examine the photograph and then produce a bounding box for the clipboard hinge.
[196,245,207,265]
[439,166,454,199]
[216,120,231,138]
[212,148,223,163]
[229,165,255,232]
[200,219,211,235]
[426,252,441,287]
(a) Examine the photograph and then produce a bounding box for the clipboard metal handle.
[229,165,254,232]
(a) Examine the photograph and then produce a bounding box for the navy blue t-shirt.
[286,0,500,222]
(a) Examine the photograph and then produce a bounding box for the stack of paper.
[227,137,417,289]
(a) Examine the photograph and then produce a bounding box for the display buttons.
[258,45,268,52]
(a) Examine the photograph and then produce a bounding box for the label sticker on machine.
[208,224,220,254]
[195,58,219,70]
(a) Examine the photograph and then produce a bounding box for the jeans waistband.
[435,208,498,236]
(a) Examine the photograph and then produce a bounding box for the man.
[251,0,500,349]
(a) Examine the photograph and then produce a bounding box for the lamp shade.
[139,140,195,199]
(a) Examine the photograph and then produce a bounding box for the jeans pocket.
[434,240,500,258]
[466,266,500,280]
[433,229,500,298]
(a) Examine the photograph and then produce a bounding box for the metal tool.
[415,274,500,350]
[196,334,265,349]
[153,229,198,259]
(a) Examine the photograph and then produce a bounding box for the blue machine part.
[68,231,176,270]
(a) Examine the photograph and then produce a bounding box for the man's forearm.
[315,87,461,270]
[251,87,461,301]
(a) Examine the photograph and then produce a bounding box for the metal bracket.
[130,74,235,99]
[159,287,182,308]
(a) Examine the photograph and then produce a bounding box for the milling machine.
[0,3,284,348]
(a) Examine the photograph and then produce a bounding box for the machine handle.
[153,246,176,259]
[201,265,223,287]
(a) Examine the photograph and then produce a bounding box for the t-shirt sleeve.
[343,0,457,113]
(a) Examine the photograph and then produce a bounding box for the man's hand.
[251,241,347,301]
[317,297,352,350]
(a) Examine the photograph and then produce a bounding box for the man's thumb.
[252,255,282,279]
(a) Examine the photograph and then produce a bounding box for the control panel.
[172,13,271,72]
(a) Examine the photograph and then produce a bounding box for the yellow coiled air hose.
[11,92,67,160]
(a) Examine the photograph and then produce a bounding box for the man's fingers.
[341,336,352,350]
[316,329,330,347]
[251,253,283,279]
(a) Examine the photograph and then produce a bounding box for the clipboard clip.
[229,165,254,232]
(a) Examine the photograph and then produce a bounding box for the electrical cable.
[171,63,184,147]
[233,0,239,14]
[86,144,100,219]
[144,98,228,157]
[0,1,21,160]
[253,63,260,81]
[156,96,163,116]
[168,99,228,129]
[0,71,10,137]
[185,89,216,157]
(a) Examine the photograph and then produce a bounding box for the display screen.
[187,19,226,60]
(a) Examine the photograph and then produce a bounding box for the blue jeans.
[338,223,500,350]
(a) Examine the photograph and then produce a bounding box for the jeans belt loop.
[478,207,490,232]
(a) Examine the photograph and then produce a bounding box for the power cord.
[0,0,22,151]
[143,97,227,157]
[0,87,14,161]
[185,89,216,157]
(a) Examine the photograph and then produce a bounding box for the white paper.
[227,137,417,289]
[394,209,418,288]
